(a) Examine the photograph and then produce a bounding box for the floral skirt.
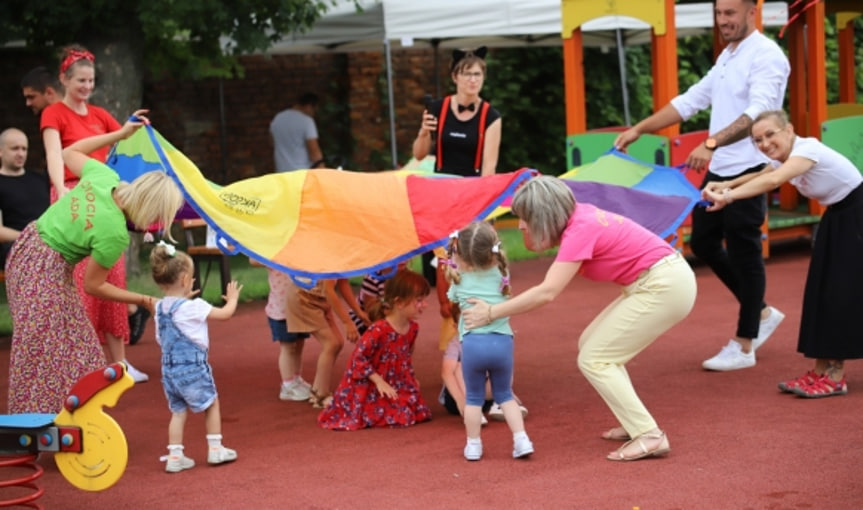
[6,223,106,413]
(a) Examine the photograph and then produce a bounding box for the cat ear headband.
[450,46,488,71]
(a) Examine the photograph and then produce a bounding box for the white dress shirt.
[671,30,790,177]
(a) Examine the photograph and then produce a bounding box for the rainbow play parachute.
[107,125,533,286]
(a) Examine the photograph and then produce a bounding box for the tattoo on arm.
[712,114,754,147]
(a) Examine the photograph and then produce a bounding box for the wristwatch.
[704,137,718,151]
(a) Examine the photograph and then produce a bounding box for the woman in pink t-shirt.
[40,45,149,382]
[462,176,697,462]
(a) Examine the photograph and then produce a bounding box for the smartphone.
[423,94,436,140]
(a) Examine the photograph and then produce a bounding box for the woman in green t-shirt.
[6,112,185,414]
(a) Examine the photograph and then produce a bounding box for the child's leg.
[168,410,188,446]
[310,314,344,398]
[279,340,305,381]
[202,398,238,465]
[204,398,221,436]
[441,356,466,416]
[166,410,195,473]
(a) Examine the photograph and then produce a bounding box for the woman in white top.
[703,110,863,398]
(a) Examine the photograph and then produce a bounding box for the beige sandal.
[607,431,670,461]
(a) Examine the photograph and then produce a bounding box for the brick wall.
[0,46,444,183]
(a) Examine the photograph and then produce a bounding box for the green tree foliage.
[0,0,333,79]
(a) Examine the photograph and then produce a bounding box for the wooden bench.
[180,219,232,297]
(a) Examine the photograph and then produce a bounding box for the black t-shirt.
[430,97,501,177]
[0,171,50,265]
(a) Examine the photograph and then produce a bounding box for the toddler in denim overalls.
[149,242,243,473]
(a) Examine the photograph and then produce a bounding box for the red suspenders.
[435,96,491,174]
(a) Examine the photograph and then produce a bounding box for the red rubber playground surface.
[2,242,862,509]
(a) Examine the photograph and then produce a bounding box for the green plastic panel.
[565,132,669,169]
[821,115,863,174]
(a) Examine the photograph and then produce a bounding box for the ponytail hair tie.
[491,241,501,254]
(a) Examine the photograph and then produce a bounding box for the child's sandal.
[308,389,333,409]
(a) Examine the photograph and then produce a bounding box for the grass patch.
[0,226,554,336]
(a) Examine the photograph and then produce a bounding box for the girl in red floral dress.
[318,270,432,430]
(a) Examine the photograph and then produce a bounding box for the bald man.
[20,66,62,115]
[0,128,49,265]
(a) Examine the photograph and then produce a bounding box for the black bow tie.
[458,103,476,113]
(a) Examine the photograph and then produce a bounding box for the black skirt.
[798,183,863,359]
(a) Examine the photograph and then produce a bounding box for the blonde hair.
[115,172,184,242]
[752,110,790,131]
[511,175,575,249]
[150,244,193,286]
[366,270,430,322]
[445,221,511,296]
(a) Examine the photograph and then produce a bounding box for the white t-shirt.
[154,297,214,350]
[270,109,318,172]
[782,137,863,206]
[671,30,790,177]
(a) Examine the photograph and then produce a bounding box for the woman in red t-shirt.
[40,44,150,383]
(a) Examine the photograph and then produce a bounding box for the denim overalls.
[158,298,217,413]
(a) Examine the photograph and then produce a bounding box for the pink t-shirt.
[555,203,675,286]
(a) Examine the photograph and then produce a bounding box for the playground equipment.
[560,0,862,256]
[0,362,134,508]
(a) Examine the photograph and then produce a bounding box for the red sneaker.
[792,375,848,398]
[778,370,818,393]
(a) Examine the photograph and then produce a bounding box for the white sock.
[513,431,528,441]
[466,437,482,445]
[168,444,184,457]
[206,434,223,449]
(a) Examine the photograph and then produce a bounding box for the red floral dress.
[318,319,431,430]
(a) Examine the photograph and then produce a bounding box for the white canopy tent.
[261,1,789,162]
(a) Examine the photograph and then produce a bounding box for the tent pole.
[384,39,398,167]
[432,38,441,98]
[615,28,631,126]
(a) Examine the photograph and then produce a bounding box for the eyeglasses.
[459,71,484,81]
[751,128,782,147]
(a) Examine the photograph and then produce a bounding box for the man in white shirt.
[269,92,325,172]
[614,0,790,371]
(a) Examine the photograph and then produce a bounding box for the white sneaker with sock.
[513,434,534,459]
[280,377,312,401]
[464,439,483,461]
[753,306,785,351]
[165,454,195,473]
[208,445,238,465]
[124,360,149,383]
[702,339,756,371]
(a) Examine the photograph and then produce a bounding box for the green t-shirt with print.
[37,159,129,267]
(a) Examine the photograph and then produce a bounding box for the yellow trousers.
[577,253,697,437]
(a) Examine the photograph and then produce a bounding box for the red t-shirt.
[40,102,121,182]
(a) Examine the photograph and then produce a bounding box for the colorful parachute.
[107,125,533,285]
[558,149,704,240]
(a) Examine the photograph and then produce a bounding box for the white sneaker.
[124,361,149,383]
[481,414,488,426]
[702,340,756,371]
[513,435,535,459]
[165,454,195,473]
[464,439,483,461]
[488,402,529,421]
[279,378,312,401]
[207,445,237,465]
[488,403,504,421]
[753,306,785,351]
